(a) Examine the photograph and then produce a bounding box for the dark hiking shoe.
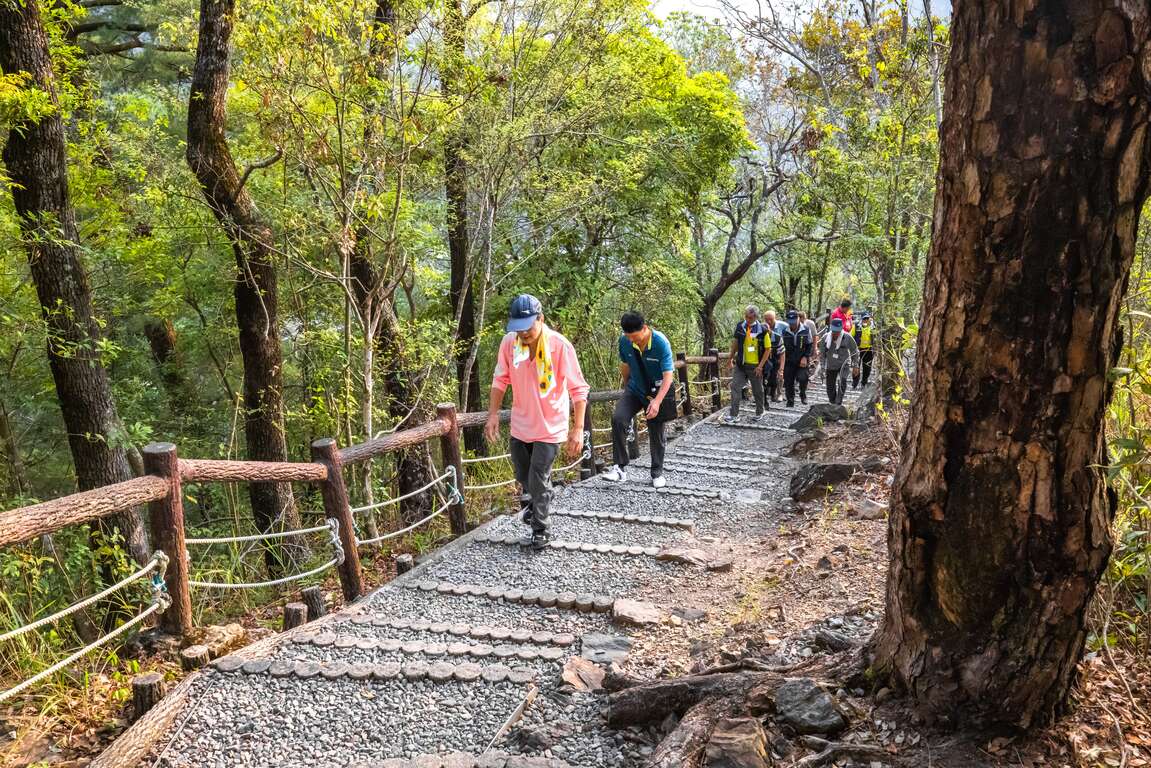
[530,532,551,550]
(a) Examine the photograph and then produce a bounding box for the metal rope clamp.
[326,518,345,566]
[446,465,464,505]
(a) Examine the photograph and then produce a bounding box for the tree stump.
[301,585,326,621]
[132,672,166,722]
[179,645,210,672]
[395,553,415,574]
[283,602,307,631]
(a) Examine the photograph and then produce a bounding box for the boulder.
[612,599,661,627]
[789,463,859,501]
[672,606,708,623]
[198,623,247,659]
[853,381,881,422]
[789,403,849,432]
[704,717,771,768]
[580,633,633,664]
[773,678,847,735]
[850,497,889,520]
[656,547,710,567]
[562,657,606,691]
[707,558,734,573]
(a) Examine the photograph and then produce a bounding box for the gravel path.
[145,396,864,768]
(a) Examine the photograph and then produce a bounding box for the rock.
[813,629,858,652]
[773,678,847,735]
[789,403,849,432]
[198,623,246,659]
[816,556,833,571]
[580,633,633,664]
[704,717,771,768]
[561,657,606,692]
[655,547,710,567]
[853,381,881,422]
[707,558,734,573]
[789,462,859,501]
[612,599,661,627]
[673,607,708,623]
[852,497,888,520]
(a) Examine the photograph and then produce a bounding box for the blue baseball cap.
[506,294,543,332]
[830,318,844,330]
[786,309,799,321]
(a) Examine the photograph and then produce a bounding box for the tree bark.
[0,0,149,564]
[186,0,297,573]
[873,0,1151,729]
[443,0,483,450]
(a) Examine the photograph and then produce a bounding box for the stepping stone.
[449,623,471,636]
[293,661,322,679]
[448,642,472,656]
[312,632,337,647]
[481,664,511,683]
[454,663,482,682]
[348,664,374,681]
[241,659,271,675]
[379,638,402,652]
[334,636,358,649]
[556,593,576,609]
[508,667,536,685]
[268,660,295,678]
[471,625,493,639]
[290,632,316,645]
[320,662,349,679]
[212,656,244,673]
[424,642,448,656]
[470,644,494,658]
[355,637,378,651]
[402,662,429,680]
[538,592,558,608]
[428,662,455,683]
[372,662,401,680]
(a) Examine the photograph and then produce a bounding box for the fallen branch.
[608,671,781,727]
[793,736,890,767]
[648,699,727,768]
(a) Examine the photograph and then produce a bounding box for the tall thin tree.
[873,0,1151,728]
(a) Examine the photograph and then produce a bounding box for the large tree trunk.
[187,0,297,572]
[442,0,483,451]
[872,0,1151,729]
[0,0,149,564]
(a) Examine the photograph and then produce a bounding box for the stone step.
[339,615,580,647]
[474,533,665,560]
[627,461,749,481]
[282,630,569,664]
[672,449,778,467]
[209,655,538,685]
[349,752,571,768]
[551,508,694,529]
[577,482,721,499]
[402,579,617,614]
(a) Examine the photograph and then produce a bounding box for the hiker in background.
[763,310,785,403]
[485,294,589,549]
[830,298,854,334]
[852,312,875,389]
[723,305,768,424]
[799,311,820,382]
[601,312,676,488]
[823,317,861,405]
[780,309,813,407]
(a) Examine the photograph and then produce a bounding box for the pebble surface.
[152,393,863,768]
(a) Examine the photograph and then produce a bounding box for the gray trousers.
[729,364,765,417]
[510,438,559,534]
[611,391,667,478]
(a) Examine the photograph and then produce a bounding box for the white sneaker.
[721,415,738,424]
[601,466,627,482]
[651,475,667,489]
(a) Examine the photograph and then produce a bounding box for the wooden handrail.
[339,417,451,465]
[179,459,327,483]
[0,475,170,548]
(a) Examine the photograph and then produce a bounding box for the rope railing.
[462,453,511,465]
[0,551,167,645]
[465,477,518,492]
[351,470,454,515]
[184,522,332,546]
[356,496,455,547]
[187,519,344,590]
[0,553,171,704]
[689,378,719,388]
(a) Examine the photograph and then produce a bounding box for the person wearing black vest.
[601,312,676,488]
[723,305,768,423]
[764,310,785,403]
[780,309,813,407]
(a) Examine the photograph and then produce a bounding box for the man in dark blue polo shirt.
[601,311,675,488]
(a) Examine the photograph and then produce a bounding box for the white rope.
[689,378,719,388]
[189,520,343,590]
[0,552,166,645]
[465,477,517,491]
[593,442,612,450]
[185,523,332,546]
[462,453,511,464]
[356,498,454,546]
[0,589,170,704]
[552,445,591,475]
[591,426,612,433]
[351,470,452,514]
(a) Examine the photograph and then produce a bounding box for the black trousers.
[765,355,783,400]
[826,366,849,404]
[852,350,874,387]
[611,391,667,478]
[510,438,559,534]
[783,363,808,405]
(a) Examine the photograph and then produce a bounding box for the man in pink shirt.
[485,294,589,548]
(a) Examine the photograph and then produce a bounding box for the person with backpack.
[852,312,875,388]
[600,312,676,488]
[723,305,769,423]
[485,294,589,549]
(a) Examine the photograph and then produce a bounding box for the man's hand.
[754,365,765,378]
[565,429,584,460]
[852,367,860,378]
[645,398,661,420]
[799,357,808,368]
[484,414,500,444]
[727,357,735,371]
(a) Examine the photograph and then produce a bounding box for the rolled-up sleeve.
[491,335,512,391]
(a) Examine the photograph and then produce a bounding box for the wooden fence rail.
[0,355,727,644]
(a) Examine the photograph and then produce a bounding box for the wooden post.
[301,585,326,620]
[710,348,722,411]
[395,553,414,574]
[180,645,210,671]
[142,443,192,637]
[580,403,596,480]
[677,352,692,417]
[283,602,308,630]
[437,403,467,535]
[310,437,364,602]
[132,672,165,721]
